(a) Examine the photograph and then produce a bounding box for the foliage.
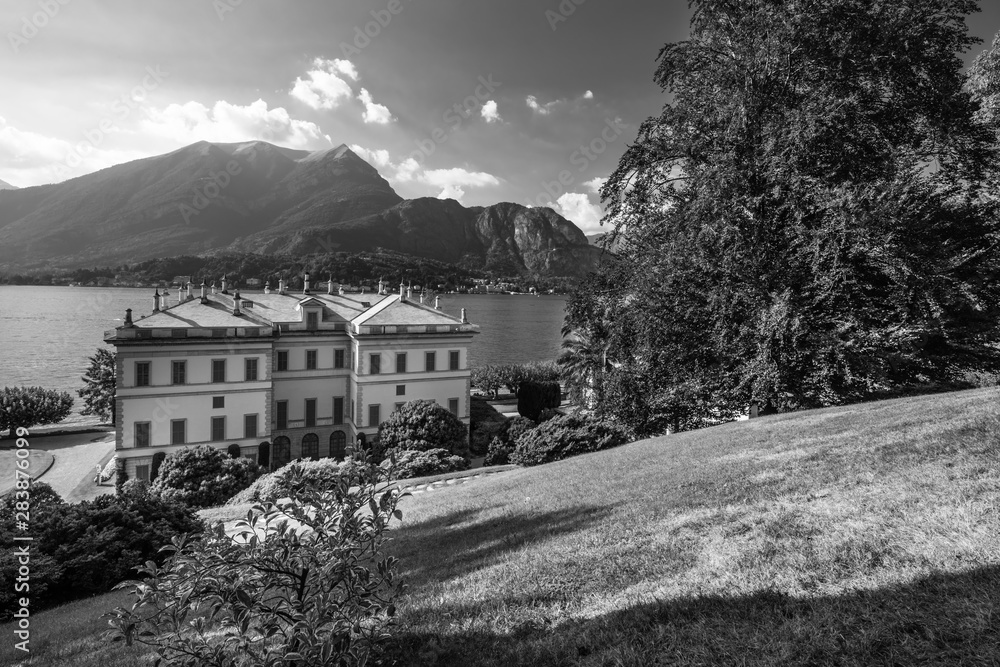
[581,0,1000,430]
[470,421,503,457]
[227,457,369,505]
[0,483,202,619]
[105,459,406,667]
[469,396,507,456]
[471,365,504,398]
[968,31,1000,140]
[118,478,150,500]
[0,386,73,436]
[150,445,262,508]
[516,381,561,422]
[558,316,612,410]
[382,448,470,479]
[472,362,561,398]
[78,347,116,424]
[99,455,118,482]
[510,414,629,467]
[484,417,536,467]
[115,457,128,490]
[378,399,469,457]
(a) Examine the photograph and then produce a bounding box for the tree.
[377,399,468,457]
[150,445,261,507]
[968,31,1000,137]
[0,386,73,437]
[78,347,116,424]
[584,0,1000,431]
[558,313,612,411]
[516,381,561,422]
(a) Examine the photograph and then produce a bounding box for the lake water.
[0,286,568,427]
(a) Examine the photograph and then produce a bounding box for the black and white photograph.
[2,0,1000,664]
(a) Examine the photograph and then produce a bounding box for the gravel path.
[21,430,116,502]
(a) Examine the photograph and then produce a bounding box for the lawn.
[4,387,999,666]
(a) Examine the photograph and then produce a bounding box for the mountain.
[0,179,17,191]
[0,141,604,278]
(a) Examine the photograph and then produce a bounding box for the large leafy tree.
[582,0,1000,433]
[78,347,116,424]
[0,386,73,437]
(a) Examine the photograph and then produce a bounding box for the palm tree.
[558,314,613,411]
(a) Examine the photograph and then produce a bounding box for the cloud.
[437,184,466,201]
[481,100,502,123]
[141,99,331,148]
[526,95,554,115]
[350,144,392,168]
[584,90,594,99]
[357,88,394,124]
[582,176,607,194]
[420,167,500,189]
[554,192,605,232]
[290,58,358,110]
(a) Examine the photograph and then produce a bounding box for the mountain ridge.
[0,141,603,278]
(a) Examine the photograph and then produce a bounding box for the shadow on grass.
[389,503,614,587]
[384,564,1000,666]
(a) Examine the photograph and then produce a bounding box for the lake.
[0,286,568,427]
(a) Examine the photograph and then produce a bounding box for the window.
[333,397,344,425]
[170,419,186,445]
[305,399,316,428]
[306,350,318,370]
[212,359,226,383]
[245,358,258,381]
[396,352,407,373]
[450,350,460,371]
[334,349,345,369]
[171,360,186,385]
[211,416,226,442]
[134,422,150,448]
[306,311,319,330]
[135,361,151,387]
[244,414,258,439]
[396,384,405,396]
[425,351,436,372]
[329,431,347,461]
[276,350,288,371]
[276,401,288,430]
[449,398,460,416]
[213,396,225,409]
[368,403,381,427]
[301,433,319,461]
[370,353,381,375]
[136,465,150,482]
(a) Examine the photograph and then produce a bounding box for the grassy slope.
[4,388,999,666]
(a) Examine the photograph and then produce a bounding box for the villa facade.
[105,275,478,481]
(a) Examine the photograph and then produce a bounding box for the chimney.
[264,280,271,294]
[279,277,287,294]
[200,281,207,303]
[177,287,182,304]
[153,289,160,313]
[124,308,134,327]
[327,274,334,295]
[378,277,385,295]
[338,284,345,295]
[461,308,468,324]
[186,282,194,301]
[399,282,406,300]
[406,283,413,299]
[303,272,311,294]
[434,296,441,309]
[233,289,242,316]
[419,292,425,305]
[211,282,217,295]
[221,274,229,295]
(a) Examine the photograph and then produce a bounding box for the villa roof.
[357,297,465,327]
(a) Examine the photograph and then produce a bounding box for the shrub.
[227,457,367,505]
[115,457,128,490]
[0,386,73,437]
[99,455,118,482]
[510,414,629,467]
[382,448,470,479]
[150,451,166,482]
[470,420,503,456]
[119,478,150,499]
[538,407,563,423]
[0,484,202,619]
[378,399,469,457]
[151,445,262,508]
[471,365,503,398]
[106,459,405,667]
[227,443,242,458]
[517,381,561,422]
[484,416,536,467]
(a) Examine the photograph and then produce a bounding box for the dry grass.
[5,388,999,665]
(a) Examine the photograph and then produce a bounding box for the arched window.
[301,433,319,461]
[329,431,347,461]
[272,436,291,470]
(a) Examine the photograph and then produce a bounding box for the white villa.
[105,274,479,481]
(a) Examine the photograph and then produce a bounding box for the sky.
[2,0,999,235]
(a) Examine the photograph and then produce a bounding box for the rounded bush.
[151,445,262,508]
[227,457,369,505]
[382,448,470,479]
[484,416,536,466]
[227,443,242,459]
[378,399,469,457]
[510,413,629,467]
